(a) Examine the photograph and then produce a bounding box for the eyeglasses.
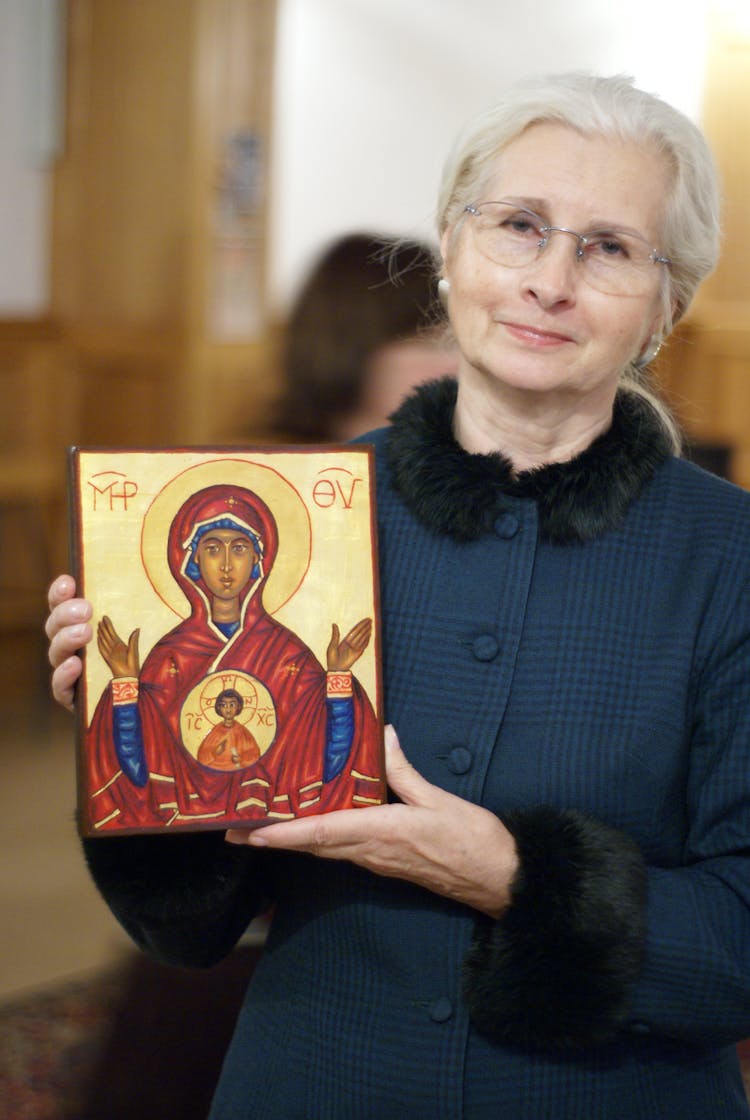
[463,201,671,297]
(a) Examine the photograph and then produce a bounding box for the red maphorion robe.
[82,483,383,834]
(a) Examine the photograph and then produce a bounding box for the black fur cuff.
[463,806,647,1050]
[82,831,268,967]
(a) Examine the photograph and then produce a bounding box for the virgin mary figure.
[84,483,383,832]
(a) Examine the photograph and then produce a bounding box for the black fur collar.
[386,377,673,544]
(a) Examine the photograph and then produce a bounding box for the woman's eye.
[504,216,537,235]
[590,235,627,258]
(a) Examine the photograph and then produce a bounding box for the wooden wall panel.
[51,0,278,446]
[52,0,195,329]
[0,318,77,624]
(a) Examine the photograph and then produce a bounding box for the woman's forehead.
[480,121,670,235]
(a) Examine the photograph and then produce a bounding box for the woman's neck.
[452,370,617,473]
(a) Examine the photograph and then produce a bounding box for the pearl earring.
[437,277,450,309]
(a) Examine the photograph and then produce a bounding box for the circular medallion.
[179,670,277,768]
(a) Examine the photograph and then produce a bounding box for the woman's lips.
[502,320,574,346]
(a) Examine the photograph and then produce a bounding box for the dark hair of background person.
[272,233,452,441]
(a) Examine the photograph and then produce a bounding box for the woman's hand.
[45,574,93,712]
[326,617,372,672]
[226,726,519,919]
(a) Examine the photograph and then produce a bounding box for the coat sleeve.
[463,806,648,1050]
[464,576,750,1051]
[627,574,750,1045]
[82,830,274,968]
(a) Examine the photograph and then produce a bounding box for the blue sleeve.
[323,697,354,782]
[626,575,750,1045]
[112,702,149,787]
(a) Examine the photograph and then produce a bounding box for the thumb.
[384,725,433,806]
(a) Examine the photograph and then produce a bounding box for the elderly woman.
[47,73,750,1118]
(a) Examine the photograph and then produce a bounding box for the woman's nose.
[522,232,579,307]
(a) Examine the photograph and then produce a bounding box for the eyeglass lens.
[466,202,668,296]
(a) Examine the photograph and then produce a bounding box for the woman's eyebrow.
[499,195,547,212]
[500,196,652,239]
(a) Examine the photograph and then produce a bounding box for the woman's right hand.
[45,574,93,712]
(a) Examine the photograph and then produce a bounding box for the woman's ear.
[439,227,452,275]
[634,302,668,368]
[643,300,670,351]
[438,228,455,312]
[634,335,663,369]
[668,293,681,328]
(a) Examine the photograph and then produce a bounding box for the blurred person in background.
[271,232,458,441]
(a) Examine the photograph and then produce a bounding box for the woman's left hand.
[225,725,519,919]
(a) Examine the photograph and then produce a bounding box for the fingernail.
[384,724,397,751]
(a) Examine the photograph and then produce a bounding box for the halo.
[141,458,311,618]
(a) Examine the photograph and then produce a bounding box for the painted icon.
[70,448,385,836]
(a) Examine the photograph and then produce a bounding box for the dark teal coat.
[84,379,750,1118]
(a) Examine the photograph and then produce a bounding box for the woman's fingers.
[47,573,76,613]
[45,575,79,640]
[226,725,519,916]
[51,654,84,712]
[47,611,92,665]
[227,804,389,860]
[45,576,93,711]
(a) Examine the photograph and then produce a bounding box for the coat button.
[429,998,454,1022]
[447,746,473,774]
[494,512,520,539]
[472,634,499,661]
